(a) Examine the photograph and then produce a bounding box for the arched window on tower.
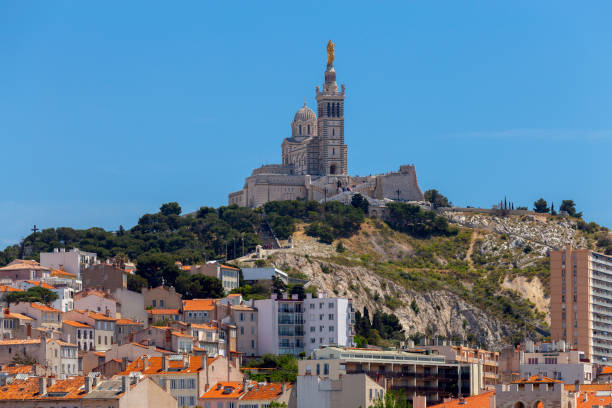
[327,103,330,117]
[337,103,341,117]
[299,125,302,135]
[332,128,335,136]
[331,103,335,117]
[307,124,310,135]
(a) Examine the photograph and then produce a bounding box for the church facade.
[228,42,424,208]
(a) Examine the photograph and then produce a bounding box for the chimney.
[38,376,47,396]
[162,355,168,372]
[121,375,129,394]
[84,376,91,393]
[27,323,31,339]
[413,395,426,408]
[242,377,248,392]
[142,356,149,371]
[204,351,209,391]
[575,380,580,392]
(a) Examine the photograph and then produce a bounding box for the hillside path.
[466,230,482,270]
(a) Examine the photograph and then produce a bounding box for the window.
[324,363,329,375]
[311,338,316,343]
[309,304,315,309]
[160,300,164,307]
[328,302,334,308]
[319,314,324,321]
[327,103,330,116]
[328,314,334,320]
[329,337,334,343]
[310,327,315,332]
[152,300,156,307]
[308,124,311,135]
[251,340,255,349]
[240,313,245,321]
[319,303,323,309]
[250,313,254,321]
[316,364,320,375]
[329,326,334,332]
[240,327,244,335]
[188,378,196,388]
[320,326,324,332]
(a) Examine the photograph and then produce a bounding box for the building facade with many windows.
[551,246,612,364]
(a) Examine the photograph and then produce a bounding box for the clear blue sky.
[1,1,611,248]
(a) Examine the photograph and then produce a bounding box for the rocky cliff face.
[250,211,592,350]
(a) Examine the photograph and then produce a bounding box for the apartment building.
[74,288,118,316]
[0,308,32,339]
[183,299,216,324]
[11,302,62,329]
[64,309,116,351]
[40,247,98,280]
[62,320,95,351]
[550,246,612,364]
[519,340,594,384]
[186,263,240,293]
[298,346,483,406]
[143,285,183,309]
[421,342,499,389]
[121,354,243,408]
[0,259,51,280]
[231,304,258,356]
[297,373,384,408]
[255,292,353,356]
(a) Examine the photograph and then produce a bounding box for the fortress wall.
[376,165,424,201]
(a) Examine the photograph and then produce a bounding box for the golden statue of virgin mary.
[327,40,335,66]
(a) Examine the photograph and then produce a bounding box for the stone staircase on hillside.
[256,218,281,250]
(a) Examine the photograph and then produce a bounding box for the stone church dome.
[293,103,316,122]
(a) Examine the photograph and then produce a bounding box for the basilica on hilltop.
[228,41,424,208]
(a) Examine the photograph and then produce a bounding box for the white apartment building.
[519,340,594,384]
[40,248,98,280]
[51,286,74,312]
[255,292,354,356]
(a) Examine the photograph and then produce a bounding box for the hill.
[1,200,610,350]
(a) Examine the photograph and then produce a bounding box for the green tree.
[135,253,180,287]
[386,203,457,238]
[424,189,451,208]
[26,286,58,305]
[370,391,407,408]
[550,202,557,215]
[127,274,148,292]
[160,202,182,216]
[272,276,287,296]
[175,273,224,299]
[351,193,370,214]
[533,198,549,213]
[560,200,582,218]
[289,284,305,300]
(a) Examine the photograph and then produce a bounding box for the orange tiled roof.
[0,376,87,401]
[566,383,612,392]
[63,320,93,328]
[200,381,246,399]
[51,269,76,278]
[513,375,562,384]
[120,355,206,375]
[116,318,143,325]
[93,351,106,357]
[0,365,34,374]
[182,299,215,311]
[578,391,612,408]
[147,309,180,315]
[192,323,217,330]
[0,285,22,292]
[29,303,60,313]
[86,311,116,321]
[2,309,33,320]
[221,264,240,271]
[129,343,172,354]
[47,338,77,347]
[0,260,49,271]
[181,265,192,271]
[172,331,193,338]
[241,382,292,401]
[24,280,55,290]
[601,366,612,375]
[75,289,116,301]
[0,339,40,345]
[428,391,495,408]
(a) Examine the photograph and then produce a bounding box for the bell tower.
[315,40,347,176]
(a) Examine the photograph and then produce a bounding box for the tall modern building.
[550,246,612,364]
[254,292,354,356]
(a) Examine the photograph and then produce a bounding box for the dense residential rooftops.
[191,323,217,330]
[72,310,116,321]
[24,280,55,290]
[51,269,76,279]
[0,364,35,374]
[47,338,77,347]
[231,305,255,311]
[2,309,33,320]
[182,299,215,311]
[75,288,117,301]
[120,355,216,375]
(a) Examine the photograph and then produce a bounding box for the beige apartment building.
[550,246,612,364]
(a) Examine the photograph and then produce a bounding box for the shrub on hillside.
[386,203,457,238]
